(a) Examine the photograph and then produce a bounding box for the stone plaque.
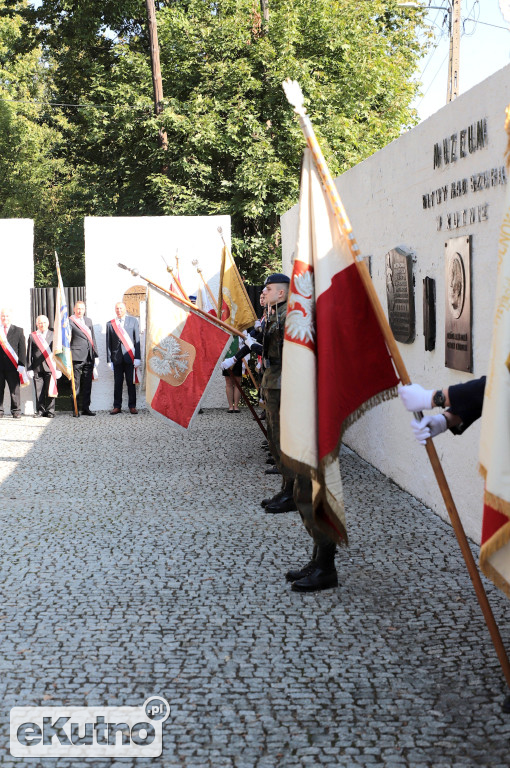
[445,236,472,372]
[385,246,415,343]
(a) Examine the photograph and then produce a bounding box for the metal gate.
[30,287,85,331]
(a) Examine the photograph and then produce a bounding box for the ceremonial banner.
[145,286,231,429]
[217,246,257,330]
[281,149,399,543]
[53,257,73,379]
[479,115,510,598]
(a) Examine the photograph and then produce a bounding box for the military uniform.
[261,274,337,591]
[260,299,296,499]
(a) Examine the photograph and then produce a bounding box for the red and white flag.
[196,285,217,316]
[145,286,231,429]
[479,119,510,597]
[281,149,399,542]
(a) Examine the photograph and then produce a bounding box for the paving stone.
[0,409,508,767]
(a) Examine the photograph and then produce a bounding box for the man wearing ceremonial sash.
[27,315,61,419]
[106,302,141,415]
[69,301,99,417]
[0,308,27,419]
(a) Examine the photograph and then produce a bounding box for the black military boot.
[285,545,318,582]
[261,488,285,508]
[264,480,297,514]
[291,542,337,592]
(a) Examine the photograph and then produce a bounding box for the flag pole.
[229,370,267,437]
[161,255,188,300]
[283,79,510,691]
[191,258,261,392]
[55,253,78,417]
[217,227,258,319]
[117,263,245,340]
[192,259,219,310]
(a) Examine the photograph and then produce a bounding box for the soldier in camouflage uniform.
[223,272,337,591]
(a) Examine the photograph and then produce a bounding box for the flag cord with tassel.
[282,79,510,691]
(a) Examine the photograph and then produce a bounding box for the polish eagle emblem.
[285,268,315,350]
[148,334,194,386]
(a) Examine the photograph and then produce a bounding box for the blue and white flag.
[53,254,73,379]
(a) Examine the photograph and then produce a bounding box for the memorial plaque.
[444,235,472,372]
[385,246,415,343]
[423,277,436,352]
[123,284,147,317]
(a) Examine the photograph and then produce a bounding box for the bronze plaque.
[445,235,472,372]
[385,247,415,343]
[123,284,147,317]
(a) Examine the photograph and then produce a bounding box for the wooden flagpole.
[55,253,78,416]
[191,258,261,392]
[229,370,267,437]
[217,226,258,319]
[283,79,510,691]
[118,263,246,340]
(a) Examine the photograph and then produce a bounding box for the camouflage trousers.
[263,387,336,554]
[263,388,294,485]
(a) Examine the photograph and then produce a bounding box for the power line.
[417,50,449,102]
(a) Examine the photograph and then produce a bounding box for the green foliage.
[0,0,429,285]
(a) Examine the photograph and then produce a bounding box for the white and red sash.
[110,318,140,384]
[31,332,58,397]
[70,315,95,349]
[0,327,29,386]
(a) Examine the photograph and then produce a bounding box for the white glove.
[244,334,256,349]
[108,362,113,371]
[221,356,236,370]
[398,383,434,412]
[255,361,262,371]
[27,370,34,379]
[134,358,141,368]
[17,365,25,373]
[411,414,448,445]
[254,319,262,330]
[93,365,98,380]
[56,371,62,379]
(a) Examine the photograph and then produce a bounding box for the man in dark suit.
[27,314,61,418]
[106,301,141,414]
[69,300,99,417]
[0,307,27,419]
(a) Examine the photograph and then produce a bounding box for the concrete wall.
[0,220,35,415]
[84,215,232,412]
[281,64,510,543]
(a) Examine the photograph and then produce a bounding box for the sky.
[412,0,510,122]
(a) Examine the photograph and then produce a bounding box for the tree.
[0,0,80,284]
[1,0,429,284]
[148,0,428,279]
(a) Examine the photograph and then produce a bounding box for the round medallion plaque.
[448,252,465,320]
[123,285,147,317]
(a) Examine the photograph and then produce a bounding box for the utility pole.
[145,0,168,150]
[446,0,461,102]
[398,1,462,104]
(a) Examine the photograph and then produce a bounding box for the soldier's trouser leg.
[264,388,294,493]
[293,474,336,568]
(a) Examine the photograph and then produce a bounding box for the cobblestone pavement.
[0,408,509,767]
